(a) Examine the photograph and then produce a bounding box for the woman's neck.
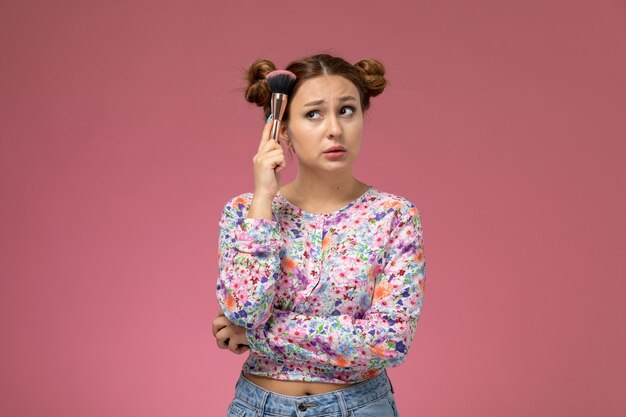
[281,170,368,213]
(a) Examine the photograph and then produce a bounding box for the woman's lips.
[323,150,347,159]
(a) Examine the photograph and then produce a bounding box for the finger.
[269,156,287,173]
[258,150,286,170]
[261,148,285,158]
[258,134,283,154]
[216,336,228,350]
[215,327,231,349]
[212,322,227,337]
[228,340,249,354]
[274,158,287,173]
[211,316,230,337]
[257,115,274,153]
[213,315,230,326]
[227,332,250,353]
[233,345,250,355]
[211,316,230,333]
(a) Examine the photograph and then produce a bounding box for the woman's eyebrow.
[303,96,358,107]
[303,99,324,107]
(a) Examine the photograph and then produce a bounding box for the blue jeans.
[226,370,400,417]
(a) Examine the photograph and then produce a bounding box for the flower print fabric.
[216,186,426,384]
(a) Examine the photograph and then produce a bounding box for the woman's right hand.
[248,116,286,219]
[212,311,250,355]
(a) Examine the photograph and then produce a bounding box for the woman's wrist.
[247,194,274,220]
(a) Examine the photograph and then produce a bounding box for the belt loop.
[335,391,349,417]
[257,390,270,417]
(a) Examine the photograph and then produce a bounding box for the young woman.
[212,54,426,417]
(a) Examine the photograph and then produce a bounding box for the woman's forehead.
[293,75,360,103]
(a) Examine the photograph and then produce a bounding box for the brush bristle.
[266,70,297,95]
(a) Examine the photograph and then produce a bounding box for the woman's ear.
[279,123,289,143]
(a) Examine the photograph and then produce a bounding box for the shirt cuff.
[232,218,283,254]
[245,324,271,357]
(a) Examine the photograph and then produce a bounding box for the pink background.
[1,1,624,416]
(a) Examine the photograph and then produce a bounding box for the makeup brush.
[266,70,297,142]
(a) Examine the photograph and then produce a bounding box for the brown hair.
[244,54,387,120]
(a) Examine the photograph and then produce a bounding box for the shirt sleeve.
[216,195,284,329]
[245,203,426,370]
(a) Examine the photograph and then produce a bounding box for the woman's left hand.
[212,311,250,355]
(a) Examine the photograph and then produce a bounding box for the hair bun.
[244,59,276,106]
[354,59,386,97]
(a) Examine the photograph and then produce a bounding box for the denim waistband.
[232,370,393,416]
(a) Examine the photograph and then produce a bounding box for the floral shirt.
[216,186,426,383]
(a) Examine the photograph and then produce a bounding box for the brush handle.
[269,93,288,141]
[270,118,282,142]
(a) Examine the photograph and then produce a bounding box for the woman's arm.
[245,204,426,369]
[216,195,283,329]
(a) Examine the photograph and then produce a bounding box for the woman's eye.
[306,111,321,120]
[339,106,355,116]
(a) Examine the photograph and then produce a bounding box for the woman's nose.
[326,115,342,138]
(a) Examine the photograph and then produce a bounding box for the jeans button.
[298,403,307,411]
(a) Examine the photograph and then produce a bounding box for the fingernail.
[266,114,273,123]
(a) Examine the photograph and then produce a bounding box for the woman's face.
[282,75,364,175]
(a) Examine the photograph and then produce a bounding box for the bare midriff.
[243,371,356,396]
